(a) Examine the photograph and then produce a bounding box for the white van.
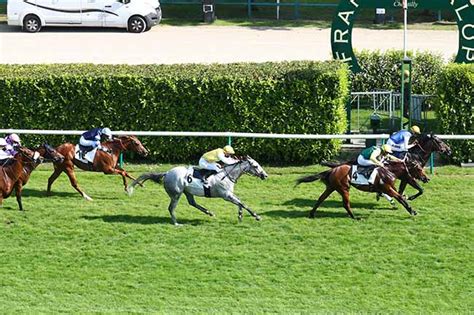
[7,0,162,33]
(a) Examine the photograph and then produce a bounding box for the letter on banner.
[338,11,354,26]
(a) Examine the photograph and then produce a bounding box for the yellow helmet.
[410,125,421,134]
[381,144,393,154]
[223,145,235,155]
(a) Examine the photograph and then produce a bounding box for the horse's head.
[16,146,43,165]
[406,159,430,183]
[117,135,149,156]
[241,156,268,180]
[419,133,452,156]
[40,143,65,163]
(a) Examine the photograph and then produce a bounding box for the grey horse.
[127,156,268,225]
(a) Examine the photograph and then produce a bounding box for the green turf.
[0,163,472,312]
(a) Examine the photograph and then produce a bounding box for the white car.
[7,0,162,33]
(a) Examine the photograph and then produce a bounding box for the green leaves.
[0,62,349,164]
[435,64,474,164]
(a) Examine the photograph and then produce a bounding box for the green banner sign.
[331,0,474,72]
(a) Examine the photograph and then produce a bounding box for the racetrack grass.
[0,163,472,312]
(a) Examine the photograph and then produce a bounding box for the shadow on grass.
[280,198,382,209]
[22,188,79,198]
[82,214,205,225]
[263,208,369,219]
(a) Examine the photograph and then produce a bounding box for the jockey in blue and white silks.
[79,127,113,153]
[387,125,421,158]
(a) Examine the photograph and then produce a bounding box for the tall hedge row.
[436,64,474,164]
[352,50,444,95]
[0,62,349,164]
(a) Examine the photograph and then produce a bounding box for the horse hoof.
[412,211,418,216]
[255,215,261,221]
[209,212,215,217]
[174,222,182,227]
[83,194,93,202]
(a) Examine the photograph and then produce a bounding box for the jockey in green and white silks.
[387,125,421,158]
[199,145,239,172]
[357,144,401,184]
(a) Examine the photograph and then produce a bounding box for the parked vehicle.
[7,0,162,33]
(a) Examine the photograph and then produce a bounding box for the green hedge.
[352,50,444,95]
[436,64,474,164]
[0,62,349,164]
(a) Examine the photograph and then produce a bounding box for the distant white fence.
[0,129,472,140]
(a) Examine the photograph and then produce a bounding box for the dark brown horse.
[47,135,148,201]
[0,146,42,210]
[296,160,429,219]
[399,133,451,200]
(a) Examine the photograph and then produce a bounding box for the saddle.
[192,168,217,181]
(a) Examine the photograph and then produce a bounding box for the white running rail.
[0,129,472,140]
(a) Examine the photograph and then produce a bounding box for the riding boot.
[202,174,209,187]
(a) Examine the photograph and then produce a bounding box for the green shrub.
[352,50,444,95]
[436,63,474,164]
[0,62,349,164]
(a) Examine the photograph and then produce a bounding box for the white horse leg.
[184,192,214,217]
[224,193,261,221]
[168,197,181,226]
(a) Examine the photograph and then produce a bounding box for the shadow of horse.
[81,214,206,225]
[280,198,383,209]
[22,188,79,198]
[263,209,364,219]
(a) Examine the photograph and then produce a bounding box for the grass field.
[0,163,472,312]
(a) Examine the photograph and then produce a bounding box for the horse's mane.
[377,166,396,184]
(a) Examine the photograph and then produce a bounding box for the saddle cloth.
[75,145,97,164]
[185,167,220,197]
[350,165,371,186]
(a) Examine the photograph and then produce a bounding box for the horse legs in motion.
[222,193,261,222]
[298,166,417,219]
[47,163,92,201]
[128,159,267,225]
[184,192,214,217]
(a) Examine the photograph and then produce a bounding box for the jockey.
[79,127,113,155]
[387,125,421,158]
[4,133,21,156]
[199,145,239,183]
[0,137,14,162]
[357,144,401,184]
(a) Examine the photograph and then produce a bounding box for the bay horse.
[47,135,148,201]
[296,160,429,219]
[0,146,42,210]
[127,156,268,225]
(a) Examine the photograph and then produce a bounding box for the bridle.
[222,161,244,183]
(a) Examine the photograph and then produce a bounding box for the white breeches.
[80,136,100,148]
[357,155,377,167]
[199,157,221,172]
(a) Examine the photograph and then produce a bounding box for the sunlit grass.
[0,163,472,312]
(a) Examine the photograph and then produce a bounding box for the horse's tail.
[295,170,331,186]
[127,172,166,196]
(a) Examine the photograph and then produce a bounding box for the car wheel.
[128,16,146,33]
[23,15,42,33]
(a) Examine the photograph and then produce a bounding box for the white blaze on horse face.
[33,151,41,161]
